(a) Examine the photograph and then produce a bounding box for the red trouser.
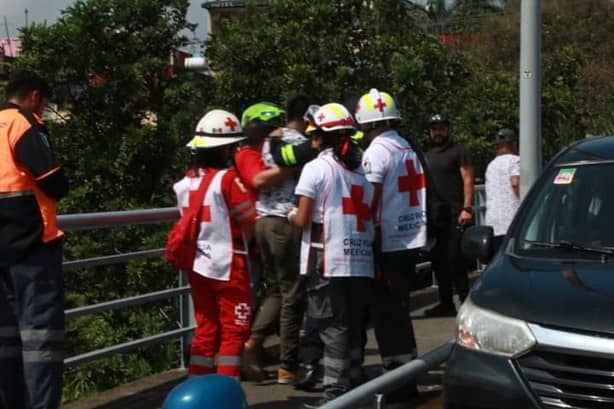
[188,254,252,378]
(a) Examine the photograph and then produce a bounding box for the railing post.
[179,269,195,369]
[373,394,386,409]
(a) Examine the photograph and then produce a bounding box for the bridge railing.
[59,207,196,369]
[59,185,484,372]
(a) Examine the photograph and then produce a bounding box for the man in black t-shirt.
[424,114,474,317]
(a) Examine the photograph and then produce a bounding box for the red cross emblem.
[398,159,426,206]
[342,185,371,232]
[184,189,211,222]
[234,302,251,320]
[224,117,238,131]
[318,113,326,122]
[374,98,387,112]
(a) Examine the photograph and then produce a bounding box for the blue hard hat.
[162,375,248,409]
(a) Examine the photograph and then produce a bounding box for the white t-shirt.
[362,130,427,251]
[485,153,520,236]
[294,149,333,223]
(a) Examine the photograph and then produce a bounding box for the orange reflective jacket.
[0,106,63,243]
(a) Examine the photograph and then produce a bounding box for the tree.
[15,0,210,401]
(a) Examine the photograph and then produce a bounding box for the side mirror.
[462,225,495,263]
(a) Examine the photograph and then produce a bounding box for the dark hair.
[314,129,362,170]
[286,95,311,122]
[5,70,52,100]
[191,146,231,169]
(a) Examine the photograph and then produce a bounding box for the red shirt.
[220,168,257,242]
[234,145,268,198]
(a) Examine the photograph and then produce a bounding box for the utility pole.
[25,9,29,27]
[3,16,13,58]
[519,0,541,199]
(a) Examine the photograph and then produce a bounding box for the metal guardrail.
[320,342,454,409]
[58,207,196,369]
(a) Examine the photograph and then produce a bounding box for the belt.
[0,191,34,199]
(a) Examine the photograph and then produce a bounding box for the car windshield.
[515,162,614,260]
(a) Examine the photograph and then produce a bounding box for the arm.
[270,139,314,168]
[227,174,258,242]
[289,195,314,228]
[14,123,69,200]
[370,183,383,221]
[234,148,291,191]
[511,175,520,198]
[252,167,293,190]
[458,164,475,225]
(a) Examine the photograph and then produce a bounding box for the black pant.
[300,315,323,365]
[372,250,418,371]
[431,221,470,307]
[0,239,64,409]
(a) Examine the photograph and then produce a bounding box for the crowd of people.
[0,69,521,409]
[173,88,522,408]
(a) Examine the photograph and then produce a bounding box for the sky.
[2,0,209,41]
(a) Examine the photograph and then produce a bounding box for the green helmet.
[241,102,285,127]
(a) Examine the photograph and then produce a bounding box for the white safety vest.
[174,170,243,281]
[371,135,428,252]
[300,155,375,278]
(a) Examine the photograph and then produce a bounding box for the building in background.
[201,0,270,35]
[0,37,22,78]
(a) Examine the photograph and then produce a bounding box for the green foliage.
[14,0,205,402]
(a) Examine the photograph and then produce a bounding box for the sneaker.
[277,367,296,384]
[423,303,457,317]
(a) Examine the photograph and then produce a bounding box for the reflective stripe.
[0,191,34,199]
[217,355,241,366]
[0,346,21,359]
[230,201,252,215]
[22,350,64,363]
[190,355,215,368]
[21,329,64,342]
[235,208,257,221]
[281,145,297,166]
[323,375,341,385]
[381,353,414,368]
[0,326,19,338]
[323,356,348,371]
[233,250,248,255]
[310,242,324,249]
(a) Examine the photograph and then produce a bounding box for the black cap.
[495,128,517,144]
[429,113,449,126]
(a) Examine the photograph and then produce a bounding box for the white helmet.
[355,88,400,125]
[313,103,356,132]
[186,109,245,149]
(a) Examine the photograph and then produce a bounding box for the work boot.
[423,303,457,317]
[293,363,319,390]
[277,367,296,384]
[241,342,267,382]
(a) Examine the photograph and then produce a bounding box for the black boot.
[294,363,319,390]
